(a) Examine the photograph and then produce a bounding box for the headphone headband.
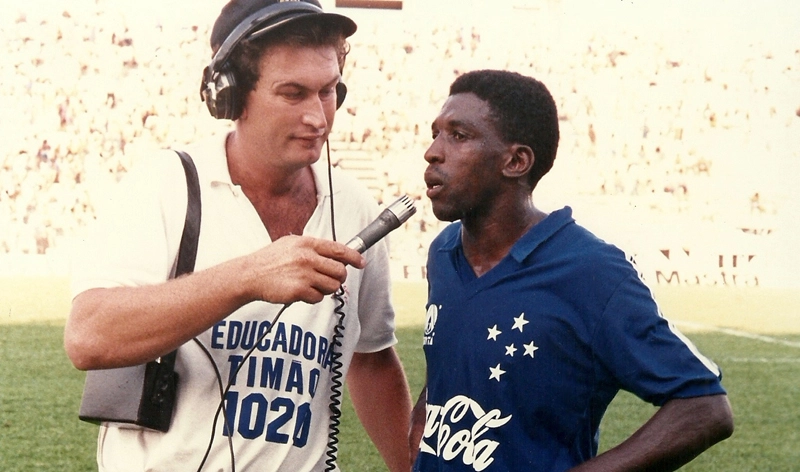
[209,2,322,75]
[200,1,355,120]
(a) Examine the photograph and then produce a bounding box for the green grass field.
[2,278,799,471]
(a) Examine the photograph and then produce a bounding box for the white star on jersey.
[512,313,529,332]
[489,363,506,381]
[487,324,502,341]
[524,341,539,358]
[484,315,539,383]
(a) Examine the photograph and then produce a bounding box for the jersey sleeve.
[592,272,726,406]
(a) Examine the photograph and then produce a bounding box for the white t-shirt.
[71,133,397,471]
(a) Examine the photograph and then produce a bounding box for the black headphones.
[200,2,349,120]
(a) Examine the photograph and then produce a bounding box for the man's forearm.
[65,235,365,370]
[569,394,734,472]
[409,385,427,466]
[348,348,413,472]
[65,257,255,370]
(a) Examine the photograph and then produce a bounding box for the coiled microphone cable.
[324,141,346,471]
[324,286,347,471]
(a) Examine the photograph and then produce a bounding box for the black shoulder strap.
[161,150,201,369]
[175,150,201,277]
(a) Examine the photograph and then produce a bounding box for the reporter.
[65,2,412,470]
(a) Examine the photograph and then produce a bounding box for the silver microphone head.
[386,194,417,224]
[345,195,417,254]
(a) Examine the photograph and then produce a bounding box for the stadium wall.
[2,228,794,288]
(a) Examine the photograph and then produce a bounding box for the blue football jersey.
[415,207,725,472]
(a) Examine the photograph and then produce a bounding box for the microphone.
[345,195,417,253]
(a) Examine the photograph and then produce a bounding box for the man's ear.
[502,144,535,180]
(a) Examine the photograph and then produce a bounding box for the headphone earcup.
[202,68,346,118]
[201,67,242,121]
[336,81,347,110]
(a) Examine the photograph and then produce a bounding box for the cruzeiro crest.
[423,303,438,346]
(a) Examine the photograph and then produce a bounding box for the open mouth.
[425,174,443,198]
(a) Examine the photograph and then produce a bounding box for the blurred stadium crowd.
[1,0,798,279]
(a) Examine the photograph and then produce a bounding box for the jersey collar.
[438,206,575,262]
[508,207,575,262]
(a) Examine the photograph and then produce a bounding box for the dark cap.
[210,0,357,52]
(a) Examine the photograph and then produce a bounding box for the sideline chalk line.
[674,320,800,349]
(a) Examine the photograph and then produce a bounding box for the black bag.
[78,150,201,432]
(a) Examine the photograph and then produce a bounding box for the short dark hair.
[227,16,350,101]
[449,70,560,188]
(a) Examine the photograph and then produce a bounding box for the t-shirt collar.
[205,132,335,198]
